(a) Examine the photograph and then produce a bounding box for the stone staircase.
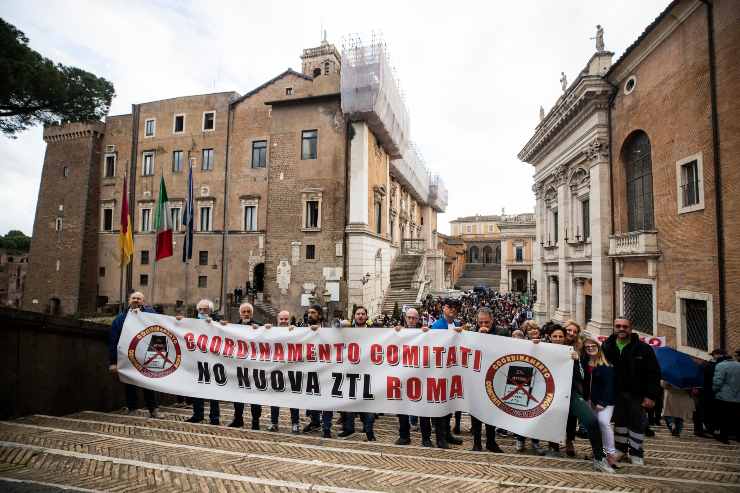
[381,254,424,314]
[0,405,737,492]
[454,263,502,290]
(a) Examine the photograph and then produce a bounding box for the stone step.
[0,410,738,493]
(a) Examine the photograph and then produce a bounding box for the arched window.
[324,61,331,75]
[623,131,654,231]
[468,245,480,263]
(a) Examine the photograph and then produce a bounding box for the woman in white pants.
[583,337,618,466]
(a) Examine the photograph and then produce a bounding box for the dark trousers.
[397,414,443,441]
[566,413,578,442]
[569,393,604,460]
[694,395,717,434]
[271,406,299,424]
[233,403,261,422]
[342,412,375,434]
[192,398,220,423]
[124,384,157,411]
[308,410,334,432]
[614,392,647,458]
[471,416,496,445]
[716,399,739,441]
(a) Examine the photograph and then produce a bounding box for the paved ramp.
[1,404,738,492]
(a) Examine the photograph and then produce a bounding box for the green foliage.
[0,230,30,252]
[0,18,115,137]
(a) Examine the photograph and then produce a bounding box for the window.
[390,218,395,241]
[623,282,654,334]
[102,208,113,231]
[374,202,382,235]
[244,205,257,231]
[515,246,523,262]
[141,208,152,232]
[99,267,106,277]
[585,295,592,322]
[305,200,319,229]
[581,199,590,240]
[173,114,185,133]
[199,250,209,266]
[624,75,637,95]
[199,206,212,231]
[63,166,69,177]
[172,150,183,172]
[488,224,494,233]
[140,274,149,286]
[202,111,215,131]
[202,148,214,170]
[301,130,318,160]
[142,152,154,176]
[55,217,63,231]
[285,87,293,96]
[624,131,654,231]
[677,153,704,214]
[104,154,115,177]
[198,275,207,288]
[306,244,316,260]
[145,118,155,137]
[466,225,472,233]
[251,140,267,168]
[141,250,150,265]
[170,207,181,232]
[683,298,708,351]
[553,210,559,242]
[324,61,331,75]
[313,68,321,77]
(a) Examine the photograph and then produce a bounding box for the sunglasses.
[615,324,630,329]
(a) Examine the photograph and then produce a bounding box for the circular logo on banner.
[128,325,181,378]
[484,354,556,419]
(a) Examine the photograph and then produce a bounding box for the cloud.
[0,0,669,236]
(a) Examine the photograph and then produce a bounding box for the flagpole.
[119,172,128,308]
[152,169,162,307]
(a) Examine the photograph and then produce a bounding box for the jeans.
[307,410,334,432]
[664,416,683,434]
[593,404,616,455]
[124,384,157,412]
[342,412,375,434]
[614,392,648,458]
[233,403,261,423]
[271,406,299,424]
[192,398,220,423]
[569,393,604,460]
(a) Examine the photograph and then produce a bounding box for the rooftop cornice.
[518,76,613,164]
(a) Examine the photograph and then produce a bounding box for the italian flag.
[154,176,173,261]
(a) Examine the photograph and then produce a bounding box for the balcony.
[608,231,660,257]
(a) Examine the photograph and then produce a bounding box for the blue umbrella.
[654,346,703,389]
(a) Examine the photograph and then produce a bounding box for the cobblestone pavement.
[0,404,738,492]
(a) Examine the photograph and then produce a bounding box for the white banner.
[118,312,574,442]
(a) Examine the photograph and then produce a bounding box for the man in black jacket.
[602,316,661,465]
[225,302,263,430]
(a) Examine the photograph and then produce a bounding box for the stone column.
[587,151,614,336]
[348,122,369,226]
[533,186,547,323]
[575,277,586,328]
[555,177,571,322]
[549,275,559,320]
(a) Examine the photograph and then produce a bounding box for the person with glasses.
[582,336,618,466]
[602,317,661,465]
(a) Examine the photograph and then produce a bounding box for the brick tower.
[23,122,104,316]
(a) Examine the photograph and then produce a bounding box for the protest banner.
[118,312,575,442]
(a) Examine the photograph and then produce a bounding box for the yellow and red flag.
[119,175,134,266]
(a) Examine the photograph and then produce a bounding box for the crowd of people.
[109,289,740,475]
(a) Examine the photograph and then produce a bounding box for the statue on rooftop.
[539,105,545,121]
[560,72,568,92]
[593,25,605,52]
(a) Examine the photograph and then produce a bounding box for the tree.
[0,18,115,137]
[0,230,31,252]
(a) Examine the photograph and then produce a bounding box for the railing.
[608,231,659,256]
[401,238,425,255]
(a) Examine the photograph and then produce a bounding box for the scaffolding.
[341,33,447,213]
[341,33,410,158]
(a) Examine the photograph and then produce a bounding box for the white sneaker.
[515,440,525,452]
[267,423,279,432]
[593,458,616,474]
[629,456,644,466]
[291,424,300,434]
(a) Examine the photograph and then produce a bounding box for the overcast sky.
[0,0,668,236]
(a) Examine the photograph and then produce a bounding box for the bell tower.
[300,32,341,79]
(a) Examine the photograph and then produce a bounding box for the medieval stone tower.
[23,122,104,315]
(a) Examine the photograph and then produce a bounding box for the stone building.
[437,233,465,288]
[23,37,447,320]
[449,213,535,292]
[0,250,28,308]
[520,0,739,353]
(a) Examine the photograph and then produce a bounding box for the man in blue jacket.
[108,291,159,418]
